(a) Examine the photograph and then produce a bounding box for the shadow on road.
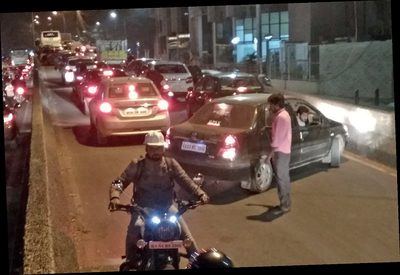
[71,125,146,148]
[197,158,349,207]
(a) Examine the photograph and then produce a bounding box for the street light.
[96,22,100,25]
[53,11,57,15]
[48,17,52,20]
[264,34,273,78]
[110,12,117,18]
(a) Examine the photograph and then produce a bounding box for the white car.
[60,57,95,85]
[147,61,193,98]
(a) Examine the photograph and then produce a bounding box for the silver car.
[88,76,171,145]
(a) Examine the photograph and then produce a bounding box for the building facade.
[152,2,391,66]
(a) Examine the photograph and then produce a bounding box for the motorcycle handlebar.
[111,200,203,217]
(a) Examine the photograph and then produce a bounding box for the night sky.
[1,8,157,57]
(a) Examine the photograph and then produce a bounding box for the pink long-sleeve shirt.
[270,108,292,154]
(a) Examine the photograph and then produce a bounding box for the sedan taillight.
[99,102,112,113]
[158,100,169,112]
[4,113,13,123]
[164,127,171,148]
[217,135,239,160]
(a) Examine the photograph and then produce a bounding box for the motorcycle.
[111,173,205,271]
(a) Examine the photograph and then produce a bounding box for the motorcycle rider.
[108,131,210,269]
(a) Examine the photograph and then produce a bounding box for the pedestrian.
[265,93,292,215]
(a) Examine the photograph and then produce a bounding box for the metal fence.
[269,43,320,81]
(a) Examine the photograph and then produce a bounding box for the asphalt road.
[34,66,400,270]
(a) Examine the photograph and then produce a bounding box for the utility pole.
[256,4,262,74]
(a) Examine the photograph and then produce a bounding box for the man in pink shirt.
[265,94,292,215]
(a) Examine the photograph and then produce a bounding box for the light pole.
[53,11,66,33]
[264,34,273,79]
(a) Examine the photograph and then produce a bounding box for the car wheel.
[330,135,343,167]
[249,159,273,193]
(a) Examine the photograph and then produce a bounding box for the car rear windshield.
[68,59,95,66]
[108,83,158,98]
[219,77,262,90]
[154,64,187,74]
[190,103,255,129]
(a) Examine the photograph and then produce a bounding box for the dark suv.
[185,72,266,117]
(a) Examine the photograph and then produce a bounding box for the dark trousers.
[272,152,291,209]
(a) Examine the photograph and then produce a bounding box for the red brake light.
[164,127,171,148]
[217,135,238,160]
[99,102,112,113]
[237,86,247,92]
[87,86,97,94]
[76,76,83,81]
[4,113,13,123]
[163,84,169,90]
[16,87,25,95]
[186,77,193,83]
[225,135,236,146]
[65,66,71,71]
[158,100,169,111]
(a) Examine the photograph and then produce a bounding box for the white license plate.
[124,107,149,116]
[149,241,182,250]
[181,141,206,153]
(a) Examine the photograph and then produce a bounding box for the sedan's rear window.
[190,103,255,129]
[219,77,262,90]
[154,64,187,74]
[108,83,158,98]
[68,59,94,66]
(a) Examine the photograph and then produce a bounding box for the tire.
[249,159,273,193]
[330,135,343,167]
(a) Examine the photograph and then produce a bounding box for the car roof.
[210,93,297,106]
[101,76,153,84]
[210,72,255,78]
[151,61,186,65]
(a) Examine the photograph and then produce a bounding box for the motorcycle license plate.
[149,241,183,250]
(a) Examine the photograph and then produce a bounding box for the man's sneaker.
[271,206,291,215]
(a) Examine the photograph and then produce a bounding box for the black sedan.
[73,68,127,115]
[3,97,21,149]
[165,93,349,193]
[185,72,267,118]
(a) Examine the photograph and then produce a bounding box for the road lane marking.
[342,151,397,178]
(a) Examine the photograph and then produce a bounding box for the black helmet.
[188,248,233,269]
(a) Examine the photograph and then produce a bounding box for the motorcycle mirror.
[112,180,124,192]
[193,173,204,187]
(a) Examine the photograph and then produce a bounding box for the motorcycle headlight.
[151,216,161,224]
[154,220,181,241]
[169,215,177,223]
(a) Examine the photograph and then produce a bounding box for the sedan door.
[287,99,331,163]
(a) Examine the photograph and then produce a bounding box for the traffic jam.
[3,7,397,273]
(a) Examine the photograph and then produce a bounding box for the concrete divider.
[267,86,396,169]
[24,63,80,274]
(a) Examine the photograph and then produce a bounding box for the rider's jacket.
[109,156,205,209]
